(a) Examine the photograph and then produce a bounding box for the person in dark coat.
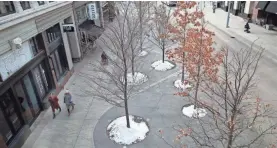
[101,51,108,65]
[49,93,61,119]
[244,19,250,33]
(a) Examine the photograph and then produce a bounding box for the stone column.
[99,1,105,28]
[13,1,23,13]
[224,1,228,12]
[244,1,255,20]
[232,1,239,16]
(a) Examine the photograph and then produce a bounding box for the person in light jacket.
[64,89,74,116]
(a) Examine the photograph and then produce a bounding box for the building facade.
[0,1,109,147]
[0,1,79,148]
[217,1,277,29]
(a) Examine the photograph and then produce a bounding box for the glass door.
[0,108,13,145]
[0,91,23,134]
[14,82,35,124]
[22,74,41,116]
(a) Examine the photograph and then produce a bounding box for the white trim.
[0,1,72,30]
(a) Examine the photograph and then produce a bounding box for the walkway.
[22,48,113,148]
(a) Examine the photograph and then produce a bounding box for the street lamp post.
[226,1,231,28]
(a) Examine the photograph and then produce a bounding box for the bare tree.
[149,3,172,63]
[134,1,153,52]
[79,2,144,128]
[176,46,277,147]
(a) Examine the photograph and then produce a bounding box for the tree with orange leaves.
[168,1,224,113]
[167,1,204,84]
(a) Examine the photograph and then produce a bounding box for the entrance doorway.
[0,90,24,145]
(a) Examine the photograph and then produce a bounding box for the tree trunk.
[124,66,130,128]
[194,74,200,109]
[131,44,135,76]
[227,115,235,148]
[123,47,130,128]
[162,40,165,63]
[181,52,185,82]
[139,1,143,52]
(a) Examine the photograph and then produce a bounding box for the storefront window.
[0,91,23,133]
[31,67,46,99]
[39,63,50,92]
[46,24,61,43]
[22,75,40,115]
[50,45,68,80]
[0,109,13,144]
[14,82,34,124]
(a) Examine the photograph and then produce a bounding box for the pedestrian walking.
[212,3,216,13]
[101,51,108,65]
[244,19,250,33]
[64,89,75,116]
[48,93,61,119]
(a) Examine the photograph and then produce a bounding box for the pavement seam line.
[72,98,95,148]
[136,70,181,94]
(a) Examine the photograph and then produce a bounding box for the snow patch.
[182,105,207,118]
[107,115,149,145]
[151,60,175,71]
[174,79,192,90]
[138,50,148,57]
[122,72,148,85]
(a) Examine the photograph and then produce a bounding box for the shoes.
[53,113,56,119]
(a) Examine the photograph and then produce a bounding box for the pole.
[226,1,231,28]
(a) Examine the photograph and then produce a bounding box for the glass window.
[39,62,51,92]
[57,45,68,72]
[14,82,34,124]
[20,2,31,10]
[0,2,15,17]
[46,24,61,43]
[50,53,60,80]
[0,92,22,132]
[29,38,38,56]
[0,109,13,144]
[54,50,63,76]
[31,66,46,99]
[22,75,40,115]
[37,1,45,6]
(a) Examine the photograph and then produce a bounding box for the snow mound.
[107,115,149,145]
[174,79,192,90]
[151,60,175,71]
[122,72,148,85]
[182,105,207,118]
[138,50,148,57]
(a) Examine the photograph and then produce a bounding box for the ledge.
[0,1,72,30]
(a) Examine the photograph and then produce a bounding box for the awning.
[256,1,269,10]
[265,1,277,14]
[79,20,104,38]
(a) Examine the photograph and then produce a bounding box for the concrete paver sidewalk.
[22,49,113,148]
[203,4,277,61]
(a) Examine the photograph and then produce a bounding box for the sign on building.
[87,3,99,20]
[62,24,75,32]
